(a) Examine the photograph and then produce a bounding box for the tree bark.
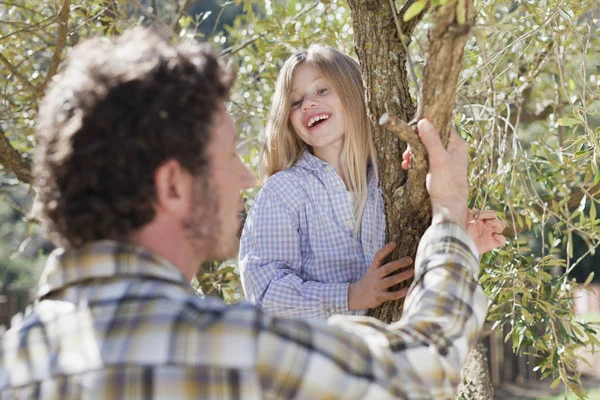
[457,342,494,399]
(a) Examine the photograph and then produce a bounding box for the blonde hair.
[262,44,378,228]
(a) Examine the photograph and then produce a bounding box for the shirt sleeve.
[239,186,355,320]
[256,221,487,399]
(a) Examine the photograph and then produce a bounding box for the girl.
[239,44,505,319]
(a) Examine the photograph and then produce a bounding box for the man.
[0,28,487,399]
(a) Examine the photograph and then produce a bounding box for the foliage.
[1,0,600,397]
[0,185,47,292]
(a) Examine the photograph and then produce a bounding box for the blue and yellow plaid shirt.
[0,222,486,399]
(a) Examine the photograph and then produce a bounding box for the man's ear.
[154,159,193,217]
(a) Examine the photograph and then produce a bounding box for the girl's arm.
[239,187,355,320]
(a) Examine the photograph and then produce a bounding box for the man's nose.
[240,163,255,190]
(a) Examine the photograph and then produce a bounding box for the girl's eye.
[291,99,302,108]
[317,88,328,95]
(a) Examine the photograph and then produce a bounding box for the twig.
[42,0,71,91]
[388,0,420,95]
[0,127,32,185]
[0,16,56,42]
[212,2,231,36]
[127,0,173,36]
[171,0,191,33]
[0,52,40,95]
[220,35,259,57]
[379,113,427,170]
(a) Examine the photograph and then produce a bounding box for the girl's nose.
[302,96,318,112]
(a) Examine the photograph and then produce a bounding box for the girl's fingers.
[370,241,397,269]
[381,269,415,289]
[383,287,410,301]
[379,257,413,277]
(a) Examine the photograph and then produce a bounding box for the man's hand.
[408,119,469,229]
[468,210,507,254]
[348,242,414,310]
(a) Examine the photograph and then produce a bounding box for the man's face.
[185,106,255,262]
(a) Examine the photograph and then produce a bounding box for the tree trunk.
[347,0,492,398]
[347,0,426,323]
[457,342,494,400]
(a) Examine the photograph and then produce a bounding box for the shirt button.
[336,185,343,192]
[345,219,353,228]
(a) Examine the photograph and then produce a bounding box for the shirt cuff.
[416,222,479,277]
[322,282,350,319]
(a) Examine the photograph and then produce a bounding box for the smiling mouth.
[307,114,330,128]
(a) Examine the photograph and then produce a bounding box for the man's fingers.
[379,257,413,277]
[380,269,415,289]
[417,119,445,159]
[485,219,506,232]
[370,241,397,269]
[446,128,467,153]
[469,209,497,221]
[494,233,507,247]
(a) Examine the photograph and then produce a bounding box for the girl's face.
[289,64,345,156]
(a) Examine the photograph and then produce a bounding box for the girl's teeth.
[308,115,328,127]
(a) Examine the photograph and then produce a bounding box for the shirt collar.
[36,240,189,299]
[294,150,331,172]
[295,150,378,184]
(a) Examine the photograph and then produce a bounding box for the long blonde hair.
[262,44,378,228]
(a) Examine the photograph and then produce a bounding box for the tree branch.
[0,127,32,185]
[388,0,422,95]
[127,0,173,35]
[398,0,430,38]
[415,0,474,145]
[0,52,40,95]
[171,0,191,34]
[42,0,71,90]
[379,113,427,169]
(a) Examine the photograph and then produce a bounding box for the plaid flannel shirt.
[0,222,486,399]
[239,151,386,319]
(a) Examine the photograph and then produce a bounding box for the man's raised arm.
[256,120,487,399]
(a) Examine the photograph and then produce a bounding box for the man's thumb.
[417,119,444,157]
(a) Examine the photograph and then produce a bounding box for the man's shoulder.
[0,286,265,390]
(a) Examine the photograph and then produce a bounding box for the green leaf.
[550,377,562,389]
[559,8,573,23]
[508,1,520,14]
[594,170,600,185]
[567,231,573,259]
[585,272,595,286]
[591,200,597,222]
[403,0,427,22]
[557,117,580,127]
[456,0,466,25]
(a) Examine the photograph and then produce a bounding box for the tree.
[1,0,599,398]
[345,0,495,396]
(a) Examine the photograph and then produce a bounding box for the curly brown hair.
[34,28,234,247]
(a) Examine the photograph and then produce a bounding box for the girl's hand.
[467,210,507,255]
[348,242,414,310]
